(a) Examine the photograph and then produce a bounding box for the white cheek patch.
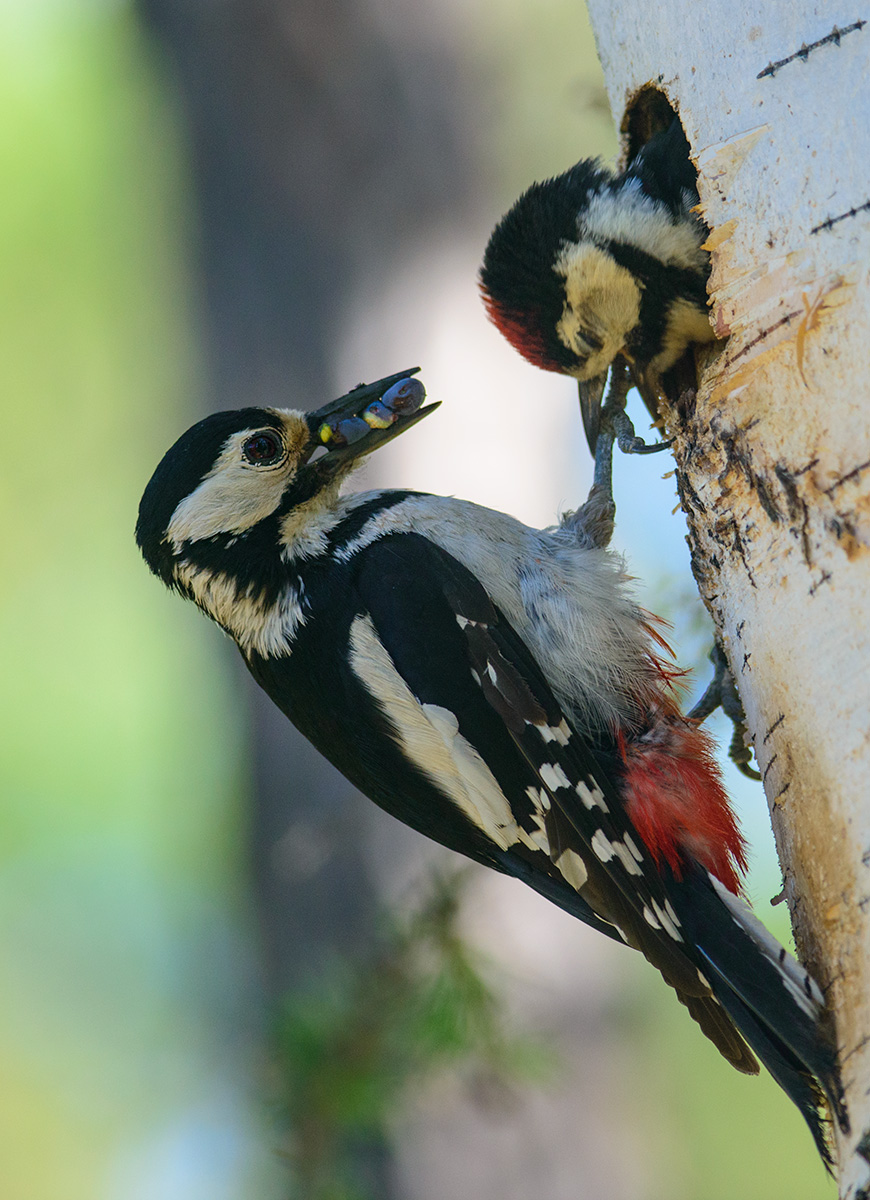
[168,430,293,549]
[553,243,641,378]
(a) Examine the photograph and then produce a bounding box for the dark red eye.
[242,432,284,465]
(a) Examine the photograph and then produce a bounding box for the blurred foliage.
[273,872,547,1200]
[0,5,281,1197]
[635,979,836,1200]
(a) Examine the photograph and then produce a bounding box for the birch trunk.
[584,4,870,1192]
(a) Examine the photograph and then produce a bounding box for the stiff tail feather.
[669,864,847,1167]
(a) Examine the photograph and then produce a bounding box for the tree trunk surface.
[585,4,870,1192]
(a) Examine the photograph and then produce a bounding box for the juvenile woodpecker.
[137,370,843,1164]
[480,120,715,451]
[482,121,757,775]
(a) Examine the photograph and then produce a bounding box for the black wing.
[350,535,723,980]
[352,533,843,1158]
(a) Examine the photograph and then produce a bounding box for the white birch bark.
[584,4,870,1193]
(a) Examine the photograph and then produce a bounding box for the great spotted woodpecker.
[480,120,715,452]
[136,369,844,1165]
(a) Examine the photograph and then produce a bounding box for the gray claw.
[688,644,761,780]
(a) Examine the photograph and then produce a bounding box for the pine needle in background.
[272,871,549,1200]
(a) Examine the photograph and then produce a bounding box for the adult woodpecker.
[480,119,715,452]
[136,369,844,1164]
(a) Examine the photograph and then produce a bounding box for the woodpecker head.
[136,370,435,608]
[480,161,634,384]
[480,129,714,448]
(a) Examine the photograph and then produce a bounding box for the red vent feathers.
[620,719,748,895]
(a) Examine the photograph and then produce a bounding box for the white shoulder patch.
[347,614,527,852]
[329,491,652,739]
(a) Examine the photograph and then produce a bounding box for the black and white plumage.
[480,120,717,450]
[136,369,844,1165]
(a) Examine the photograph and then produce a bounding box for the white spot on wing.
[623,833,643,862]
[611,839,643,877]
[539,762,571,792]
[651,900,682,941]
[525,786,550,812]
[554,848,588,891]
[588,828,644,876]
[591,830,615,862]
[575,780,608,811]
[643,905,660,929]
[537,720,571,745]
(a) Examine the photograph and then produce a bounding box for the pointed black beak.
[304,368,439,470]
[625,360,664,425]
[577,370,608,454]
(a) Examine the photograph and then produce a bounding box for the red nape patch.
[621,720,747,895]
[479,288,560,373]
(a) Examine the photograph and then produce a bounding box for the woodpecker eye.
[242,432,284,465]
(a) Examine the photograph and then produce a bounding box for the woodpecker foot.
[593,359,673,455]
[568,363,671,551]
[610,407,675,455]
[688,643,761,780]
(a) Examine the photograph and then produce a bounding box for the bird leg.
[688,643,762,780]
[596,359,674,456]
[564,366,632,549]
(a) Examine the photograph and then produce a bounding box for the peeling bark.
[585,3,870,1192]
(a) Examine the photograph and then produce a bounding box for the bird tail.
[669,865,847,1168]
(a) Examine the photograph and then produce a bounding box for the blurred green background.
[0,2,833,1197]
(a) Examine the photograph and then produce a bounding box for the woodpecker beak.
[577,371,608,454]
[305,368,439,470]
[626,361,665,426]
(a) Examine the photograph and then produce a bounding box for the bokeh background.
[0,1,835,1197]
